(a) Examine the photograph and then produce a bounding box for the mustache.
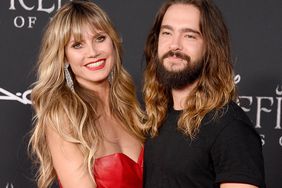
[160,50,191,62]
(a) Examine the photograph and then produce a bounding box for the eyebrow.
[94,31,106,36]
[160,25,201,36]
[68,31,106,42]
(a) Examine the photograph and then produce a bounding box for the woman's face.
[65,25,115,90]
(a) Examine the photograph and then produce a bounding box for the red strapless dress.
[59,148,143,188]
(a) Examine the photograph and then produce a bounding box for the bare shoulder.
[45,123,96,188]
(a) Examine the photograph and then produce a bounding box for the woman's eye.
[72,42,83,49]
[96,35,106,42]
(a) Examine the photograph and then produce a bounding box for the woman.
[29,1,145,188]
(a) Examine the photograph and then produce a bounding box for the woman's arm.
[46,126,96,188]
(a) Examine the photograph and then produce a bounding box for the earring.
[108,70,114,84]
[64,63,74,92]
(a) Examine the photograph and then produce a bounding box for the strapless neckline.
[59,148,144,188]
[95,147,144,165]
[93,147,143,188]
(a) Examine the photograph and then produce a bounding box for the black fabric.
[144,101,266,188]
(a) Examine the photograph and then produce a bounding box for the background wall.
[0,0,281,187]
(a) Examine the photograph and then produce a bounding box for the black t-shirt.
[144,101,265,188]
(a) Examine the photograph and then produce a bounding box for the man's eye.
[161,31,171,36]
[72,42,83,49]
[96,35,106,42]
[185,34,196,39]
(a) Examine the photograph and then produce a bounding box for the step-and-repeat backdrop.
[0,0,281,187]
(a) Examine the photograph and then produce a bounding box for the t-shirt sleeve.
[210,119,266,187]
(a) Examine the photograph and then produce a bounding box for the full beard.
[156,51,204,90]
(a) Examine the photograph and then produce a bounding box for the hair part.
[143,0,236,138]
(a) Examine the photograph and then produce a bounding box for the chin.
[167,67,186,73]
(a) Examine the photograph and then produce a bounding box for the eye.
[185,33,196,39]
[72,42,83,49]
[96,35,106,42]
[161,31,171,36]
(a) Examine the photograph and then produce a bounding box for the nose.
[87,44,99,58]
[169,34,183,51]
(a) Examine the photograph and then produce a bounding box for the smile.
[85,59,106,70]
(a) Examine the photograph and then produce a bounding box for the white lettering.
[260,134,265,146]
[58,0,62,9]
[14,16,25,28]
[276,97,282,129]
[28,16,37,28]
[9,0,63,13]
[279,136,282,146]
[276,85,282,95]
[9,0,16,10]
[276,86,282,129]
[10,0,34,11]
[5,182,14,188]
[234,74,241,84]
[238,96,253,112]
[22,89,32,103]
[14,16,38,29]
[37,0,55,13]
[0,88,31,105]
[256,97,273,128]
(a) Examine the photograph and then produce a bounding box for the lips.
[166,56,185,61]
[85,59,106,71]
[161,51,191,63]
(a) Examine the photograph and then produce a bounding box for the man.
[143,0,265,187]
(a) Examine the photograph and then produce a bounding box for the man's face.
[157,4,206,89]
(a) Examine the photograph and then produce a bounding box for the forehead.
[161,4,201,31]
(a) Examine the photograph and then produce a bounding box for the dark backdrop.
[0,0,281,187]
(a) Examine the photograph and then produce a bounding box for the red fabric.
[59,148,143,188]
[94,148,143,188]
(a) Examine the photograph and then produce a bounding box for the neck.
[96,82,112,114]
[80,79,111,114]
[171,81,198,110]
[94,82,110,100]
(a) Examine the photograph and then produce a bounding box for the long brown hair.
[143,0,236,138]
[29,1,145,187]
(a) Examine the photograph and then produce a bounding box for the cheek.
[195,41,206,55]
[65,49,75,63]
[189,44,205,59]
[66,51,83,66]
[157,43,166,58]
[196,47,206,60]
[108,47,115,65]
[102,41,115,56]
[65,56,73,66]
[158,37,171,56]
[66,55,77,66]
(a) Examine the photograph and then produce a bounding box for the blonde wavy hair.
[29,1,145,188]
[143,0,236,138]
